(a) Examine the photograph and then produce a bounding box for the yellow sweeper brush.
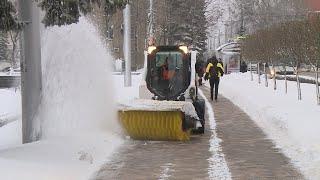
[118,100,199,141]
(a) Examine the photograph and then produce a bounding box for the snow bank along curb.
[198,89,232,180]
[218,73,320,180]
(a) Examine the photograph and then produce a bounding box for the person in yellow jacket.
[204,56,224,101]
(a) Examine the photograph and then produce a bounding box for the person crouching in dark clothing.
[205,57,224,101]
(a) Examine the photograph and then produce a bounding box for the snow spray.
[36,17,120,138]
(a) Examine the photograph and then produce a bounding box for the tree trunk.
[316,60,319,105]
[296,65,302,100]
[284,66,288,94]
[258,62,261,84]
[264,63,268,87]
[250,62,253,81]
[11,43,15,67]
[272,64,276,90]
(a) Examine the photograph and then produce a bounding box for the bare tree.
[8,30,20,67]
[306,13,320,104]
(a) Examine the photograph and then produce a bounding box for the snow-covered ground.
[0,73,138,179]
[0,120,21,150]
[215,72,320,180]
[0,133,122,180]
[0,89,21,127]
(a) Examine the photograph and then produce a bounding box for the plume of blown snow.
[37,17,120,138]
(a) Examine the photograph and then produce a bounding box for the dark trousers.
[209,78,220,100]
[198,78,203,86]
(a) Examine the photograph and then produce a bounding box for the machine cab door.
[146,46,191,100]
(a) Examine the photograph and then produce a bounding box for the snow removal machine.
[118,45,205,141]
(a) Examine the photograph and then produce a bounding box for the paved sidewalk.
[201,87,304,180]
[93,120,213,179]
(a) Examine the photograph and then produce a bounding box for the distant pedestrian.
[205,56,224,101]
[240,61,248,73]
[196,60,205,86]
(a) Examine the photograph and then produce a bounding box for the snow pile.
[217,72,320,179]
[112,73,142,103]
[0,89,21,127]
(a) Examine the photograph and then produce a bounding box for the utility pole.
[145,0,154,48]
[147,0,155,39]
[123,2,132,87]
[18,0,42,143]
[239,3,245,36]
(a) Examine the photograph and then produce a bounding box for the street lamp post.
[18,0,42,143]
[123,3,132,87]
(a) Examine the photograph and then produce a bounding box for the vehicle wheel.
[199,126,205,134]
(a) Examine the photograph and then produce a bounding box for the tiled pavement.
[201,86,304,180]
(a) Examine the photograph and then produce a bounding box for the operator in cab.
[161,57,170,81]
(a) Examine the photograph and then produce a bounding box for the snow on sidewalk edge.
[199,89,232,180]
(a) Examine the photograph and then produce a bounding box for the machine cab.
[146,46,191,100]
